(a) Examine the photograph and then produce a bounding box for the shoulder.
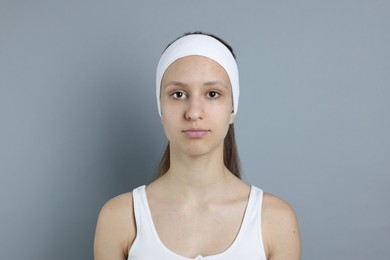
[262,192,297,224]
[261,192,301,260]
[94,192,136,260]
[97,192,135,229]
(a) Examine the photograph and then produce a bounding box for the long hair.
[156,32,241,179]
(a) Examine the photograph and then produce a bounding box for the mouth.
[182,129,210,138]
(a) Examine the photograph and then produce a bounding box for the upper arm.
[262,193,301,260]
[94,193,136,260]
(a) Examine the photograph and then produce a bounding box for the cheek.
[161,99,180,116]
[161,117,173,137]
[162,109,179,120]
[221,104,234,123]
[161,112,178,132]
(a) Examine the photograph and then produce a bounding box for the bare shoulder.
[94,192,136,260]
[262,192,298,224]
[262,192,301,260]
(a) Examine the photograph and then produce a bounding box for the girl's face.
[160,55,234,157]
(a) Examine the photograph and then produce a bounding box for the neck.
[161,145,234,201]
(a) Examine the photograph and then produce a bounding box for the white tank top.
[128,185,267,260]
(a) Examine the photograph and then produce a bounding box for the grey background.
[1,0,389,259]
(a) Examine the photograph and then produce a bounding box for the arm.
[262,193,301,260]
[94,193,136,260]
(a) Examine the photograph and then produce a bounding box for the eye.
[207,91,220,99]
[171,91,187,99]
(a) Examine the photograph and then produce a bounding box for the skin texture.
[94,55,301,259]
[160,55,234,159]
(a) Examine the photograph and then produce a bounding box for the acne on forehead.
[161,56,232,89]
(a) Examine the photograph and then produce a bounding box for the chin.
[183,143,223,157]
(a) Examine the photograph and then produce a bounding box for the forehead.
[162,55,230,82]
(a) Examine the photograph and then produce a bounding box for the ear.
[229,109,234,124]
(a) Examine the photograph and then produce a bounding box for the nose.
[185,96,204,121]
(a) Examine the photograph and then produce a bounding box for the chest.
[149,200,247,258]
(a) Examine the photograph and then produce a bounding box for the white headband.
[156,34,239,116]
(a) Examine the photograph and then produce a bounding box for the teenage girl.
[94,32,301,260]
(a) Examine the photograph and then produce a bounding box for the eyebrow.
[204,81,228,89]
[163,81,188,88]
[163,81,228,89]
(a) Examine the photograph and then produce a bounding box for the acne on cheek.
[161,109,178,118]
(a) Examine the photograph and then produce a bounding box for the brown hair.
[156,32,241,179]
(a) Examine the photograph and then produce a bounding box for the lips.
[182,129,209,138]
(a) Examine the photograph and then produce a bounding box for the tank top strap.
[131,186,143,233]
[246,186,263,224]
[254,186,267,259]
[243,186,265,246]
[129,185,158,257]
